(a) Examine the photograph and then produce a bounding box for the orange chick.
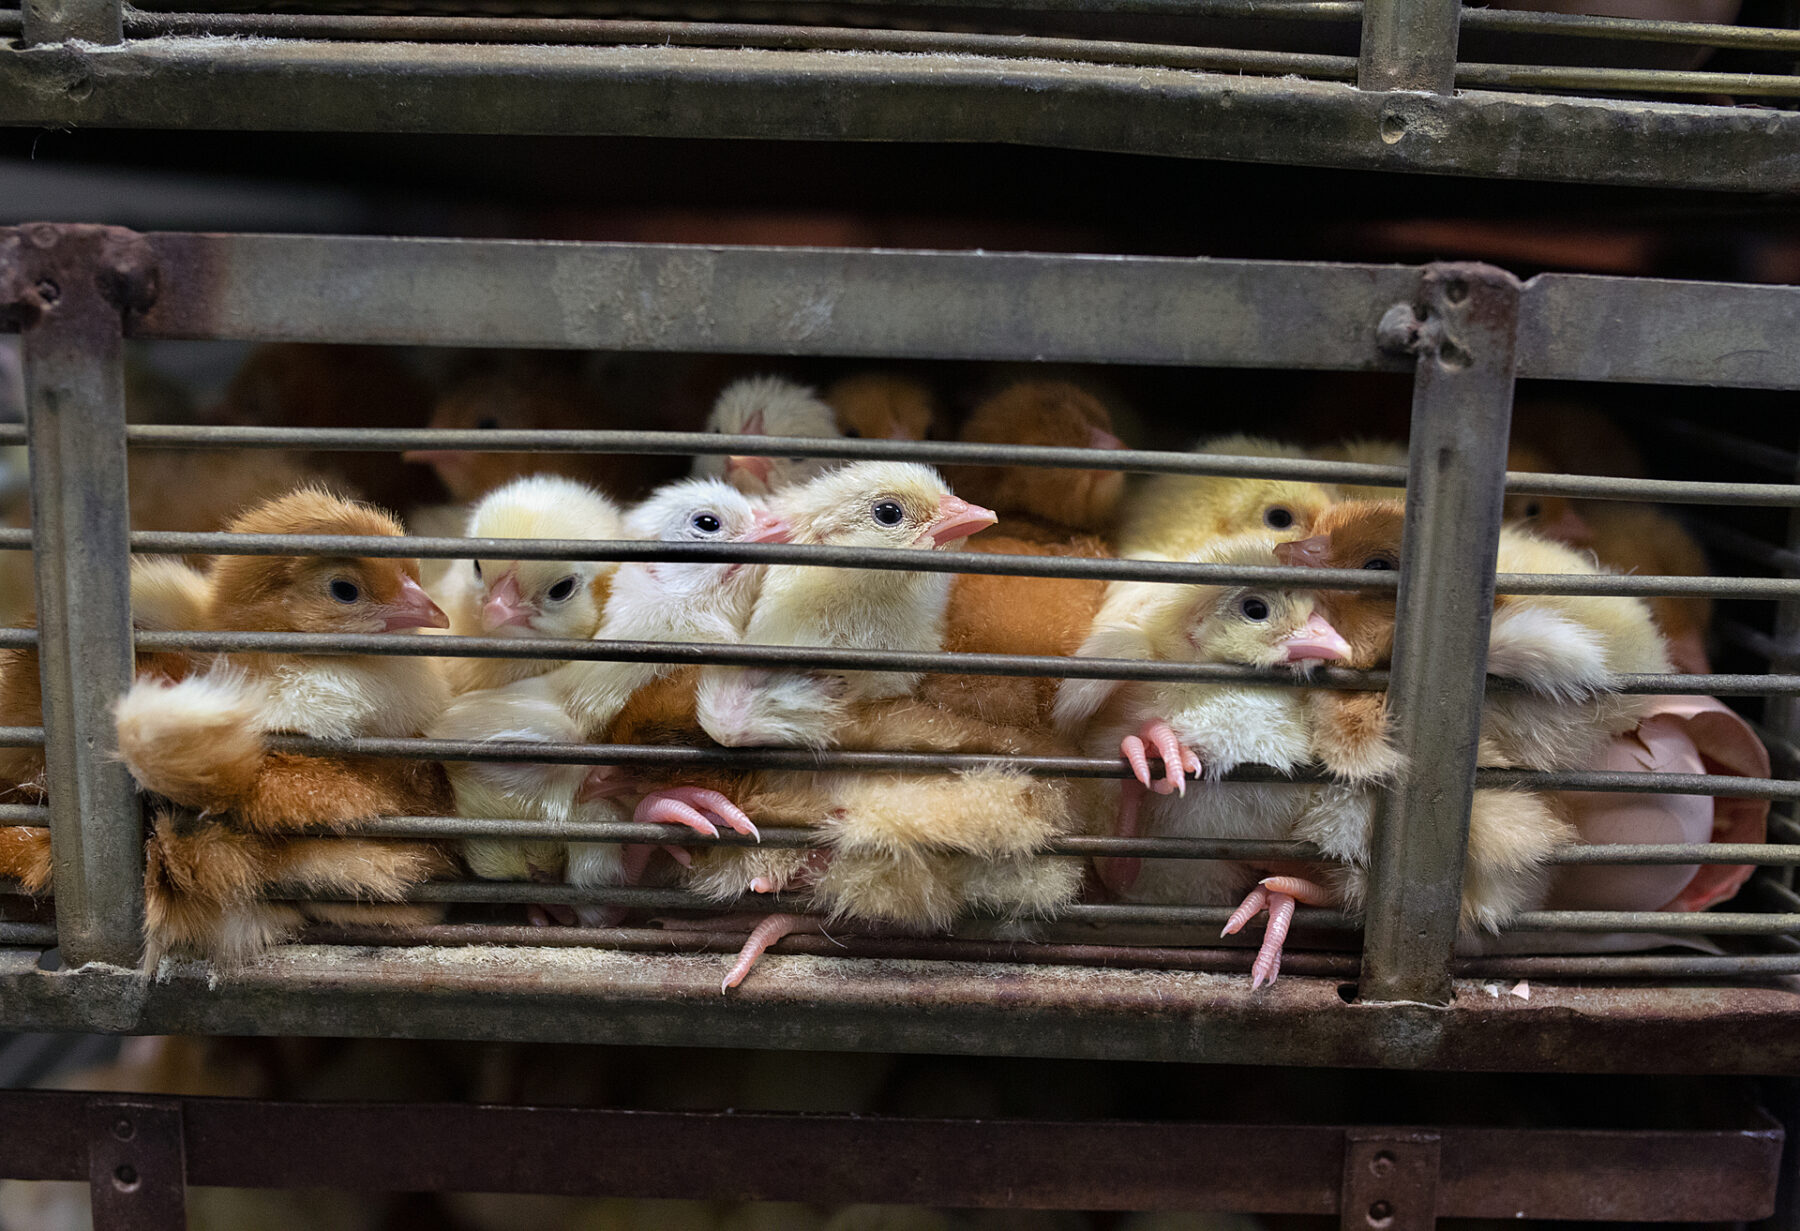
[824,372,947,443]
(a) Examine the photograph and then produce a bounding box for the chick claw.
[722,912,826,992]
[1120,719,1201,796]
[634,787,762,841]
[1221,875,1335,990]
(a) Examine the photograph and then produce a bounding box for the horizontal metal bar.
[111,11,1367,81]
[0,923,56,946]
[5,52,1800,194]
[138,630,1391,689]
[131,532,1404,591]
[1507,911,1800,935]
[1546,843,1790,866]
[1459,61,1800,99]
[1606,674,1800,697]
[0,529,33,552]
[123,423,1800,506]
[1480,769,1800,801]
[1453,952,1800,979]
[0,805,48,822]
[3,946,1798,1073]
[1458,7,1800,52]
[0,727,45,749]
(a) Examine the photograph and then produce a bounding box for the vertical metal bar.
[86,1097,187,1231]
[1341,1130,1440,1231]
[1765,444,1800,892]
[20,225,153,969]
[1359,264,1520,1006]
[1358,0,1460,93]
[21,0,122,46]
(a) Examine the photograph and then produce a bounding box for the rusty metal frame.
[0,1088,1778,1224]
[0,225,1799,1073]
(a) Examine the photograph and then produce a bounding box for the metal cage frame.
[0,224,1797,1080]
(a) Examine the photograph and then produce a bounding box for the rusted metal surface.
[1342,1131,1439,1231]
[0,1087,1772,1218]
[1359,265,1518,1007]
[20,0,119,47]
[86,1098,186,1231]
[1358,0,1456,93]
[14,225,152,970]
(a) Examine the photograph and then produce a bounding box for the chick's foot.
[1120,719,1201,796]
[1097,778,1147,896]
[723,912,826,992]
[1220,875,1335,990]
[636,786,761,840]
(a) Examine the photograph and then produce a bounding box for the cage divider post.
[1357,0,1459,93]
[1359,264,1518,1006]
[19,224,151,969]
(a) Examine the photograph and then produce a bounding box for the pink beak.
[726,455,774,487]
[1088,425,1126,451]
[741,408,766,436]
[480,570,533,632]
[1536,504,1594,547]
[1274,536,1330,568]
[577,764,633,804]
[383,575,451,632]
[1279,612,1353,665]
[740,509,793,545]
[885,424,914,441]
[925,494,998,546]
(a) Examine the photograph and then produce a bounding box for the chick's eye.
[1240,597,1270,621]
[842,427,862,439]
[1362,557,1394,571]
[329,579,361,604]
[691,512,722,534]
[1263,506,1294,530]
[872,501,905,526]
[546,577,577,602]
[472,561,482,579]
[1522,501,1542,519]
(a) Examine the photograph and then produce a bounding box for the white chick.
[1055,532,1353,988]
[692,375,842,496]
[695,461,997,749]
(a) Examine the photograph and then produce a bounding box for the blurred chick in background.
[927,380,1127,728]
[694,375,843,497]
[427,475,627,922]
[111,489,456,963]
[824,372,946,442]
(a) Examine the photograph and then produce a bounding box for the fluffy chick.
[925,381,1128,729]
[1114,435,1336,562]
[696,462,996,749]
[113,489,456,963]
[692,376,843,496]
[825,372,944,443]
[437,475,626,695]
[1054,533,1354,986]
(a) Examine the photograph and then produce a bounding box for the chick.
[436,475,626,695]
[825,372,945,443]
[111,489,456,963]
[426,476,627,918]
[0,557,212,893]
[405,350,681,504]
[926,380,1127,728]
[1114,435,1337,562]
[1054,533,1353,987]
[695,461,996,749]
[692,375,842,496]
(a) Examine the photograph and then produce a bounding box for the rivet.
[1369,1150,1395,1176]
[113,1163,139,1191]
[112,1118,134,1141]
[1368,1198,1395,1228]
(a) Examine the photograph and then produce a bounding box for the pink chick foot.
[1097,778,1147,896]
[1220,875,1335,989]
[1120,719,1201,797]
[722,912,826,992]
[635,786,761,840]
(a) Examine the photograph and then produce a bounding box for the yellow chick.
[693,375,843,497]
[1113,435,1337,561]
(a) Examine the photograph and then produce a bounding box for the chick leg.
[1220,875,1335,990]
[1095,780,1145,897]
[1120,719,1202,796]
[749,848,832,895]
[638,786,761,840]
[723,912,826,993]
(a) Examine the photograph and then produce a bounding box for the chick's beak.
[1087,425,1126,451]
[1279,612,1353,665]
[740,509,793,545]
[726,455,774,487]
[1274,536,1330,568]
[925,495,998,546]
[480,570,533,632]
[384,575,451,632]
